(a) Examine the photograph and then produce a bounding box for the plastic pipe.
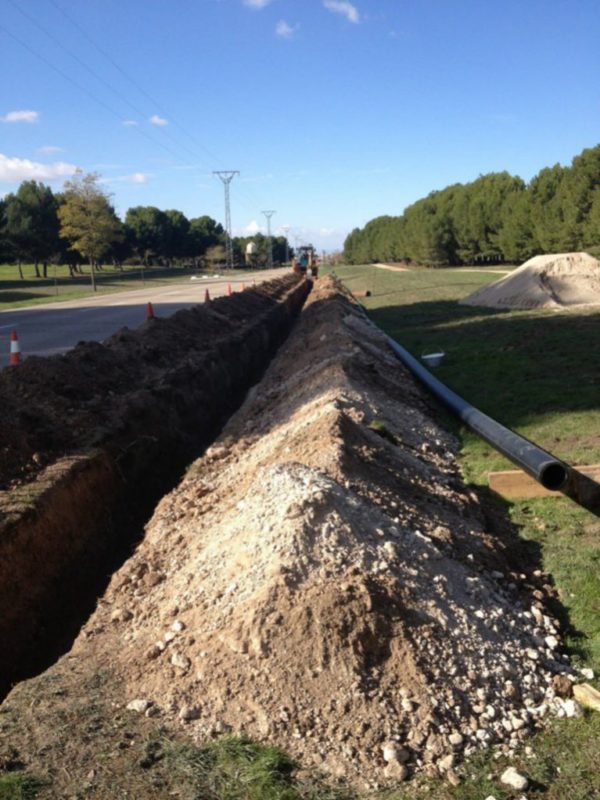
[385,336,569,491]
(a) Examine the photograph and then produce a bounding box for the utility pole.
[281,225,290,264]
[262,210,276,269]
[213,171,239,269]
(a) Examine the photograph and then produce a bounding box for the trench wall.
[0,275,310,697]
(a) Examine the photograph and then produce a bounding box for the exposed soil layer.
[0,277,575,796]
[460,251,600,309]
[0,275,310,697]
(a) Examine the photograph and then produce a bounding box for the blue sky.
[1,0,599,251]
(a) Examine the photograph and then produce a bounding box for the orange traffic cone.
[146,301,155,320]
[204,289,211,302]
[227,283,232,296]
[9,330,21,366]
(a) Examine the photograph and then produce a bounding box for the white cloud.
[38,145,64,155]
[101,172,151,184]
[243,0,274,8]
[0,153,77,183]
[323,0,359,24]
[149,114,168,126]
[276,19,297,38]
[123,119,139,127]
[1,110,40,124]
[243,220,261,235]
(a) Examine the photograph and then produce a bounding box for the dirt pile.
[1,277,575,794]
[460,251,600,309]
[0,275,309,697]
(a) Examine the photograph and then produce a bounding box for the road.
[0,268,287,369]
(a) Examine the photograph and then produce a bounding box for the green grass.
[0,263,252,310]
[165,736,354,800]
[0,773,43,800]
[322,263,600,799]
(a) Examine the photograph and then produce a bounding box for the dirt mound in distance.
[1,277,576,795]
[460,251,600,309]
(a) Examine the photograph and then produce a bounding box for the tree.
[188,215,224,262]
[164,209,190,263]
[3,181,60,278]
[58,171,123,291]
[124,206,170,265]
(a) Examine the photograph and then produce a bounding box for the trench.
[0,275,311,700]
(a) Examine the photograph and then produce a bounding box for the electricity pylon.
[262,210,276,268]
[213,171,239,268]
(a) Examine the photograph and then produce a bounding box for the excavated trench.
[0,274,310,699]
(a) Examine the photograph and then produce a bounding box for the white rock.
[170,652,192,671]
[448,732,464,747]
[562,698,584,718]
[580,667,595,680]
[179,704,201,721]
[382,742,409,764]
[500,766,529,791]
[438,753,455,771]
[126,698,151,713]
[171,619,186,632]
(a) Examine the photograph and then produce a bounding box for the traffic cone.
[227,283,232,296]
[146,301,155,320]
[204,289,211,303]
[9,330,21,366]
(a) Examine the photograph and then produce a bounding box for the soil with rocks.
[0,277,578,796]
[460,251,600,310]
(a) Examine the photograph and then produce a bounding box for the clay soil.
[0,278,575,797]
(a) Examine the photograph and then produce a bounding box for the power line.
[47,0,227,171]
[3,3,277,229]
[0,24,198,170]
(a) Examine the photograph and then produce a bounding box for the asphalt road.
[0,268,287,369]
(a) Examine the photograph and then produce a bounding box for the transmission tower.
[213,171,239,268]
[280,225,291,264]
[262,210,276,268]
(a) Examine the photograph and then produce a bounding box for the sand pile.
[1,277,577,793]
[460,252,600,309]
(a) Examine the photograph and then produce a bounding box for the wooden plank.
[488,465,600,499]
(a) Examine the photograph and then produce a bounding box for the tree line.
[344,143,600,266]
[0,172,291,279]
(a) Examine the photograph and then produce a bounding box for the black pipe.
[384,336,570,492]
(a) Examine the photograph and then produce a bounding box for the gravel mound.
[460,252,600,309]
[1,277,576,792]
[77,277,574,788]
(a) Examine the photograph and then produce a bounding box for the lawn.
[0,263,247,310]
[327,262,600,799]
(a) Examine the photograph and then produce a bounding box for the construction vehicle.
[292,245,319,277]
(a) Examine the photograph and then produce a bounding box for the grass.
[321,263,600,799]
[164,736,354,800]
[0,774,44,800]
[0,263,251,310]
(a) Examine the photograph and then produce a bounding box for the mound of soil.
[460,252,600,309]
[0,277,575,795]
[0,276,304,492]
